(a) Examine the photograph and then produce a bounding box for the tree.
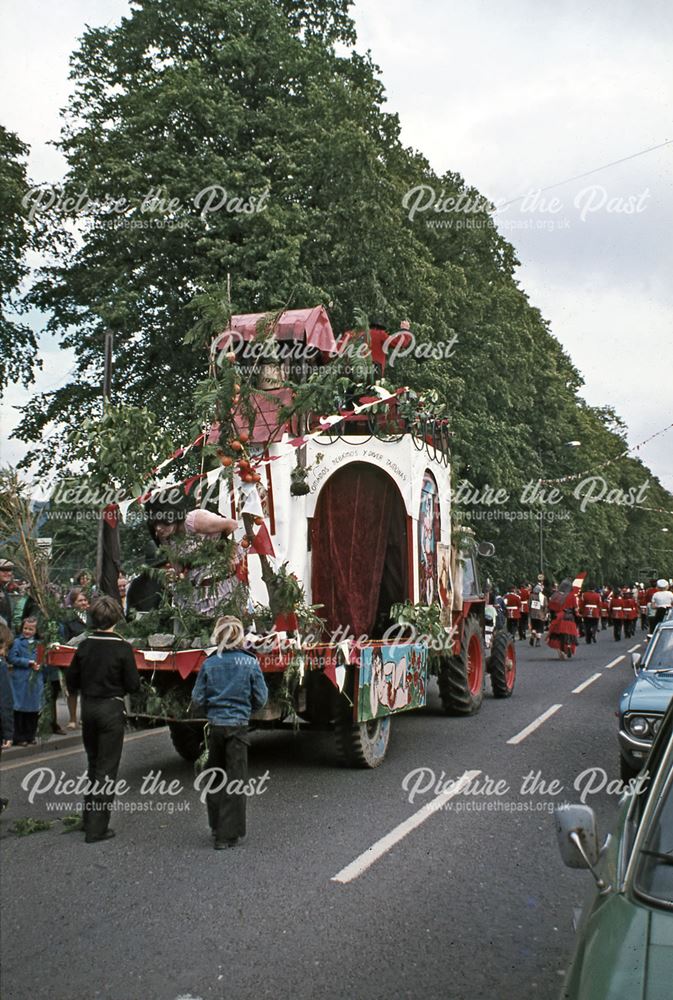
[13,0,672,583]
[0,125,39,389]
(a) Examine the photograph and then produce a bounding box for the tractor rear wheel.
[168,721,205,762]
[488,630,517,698]
[335,716,391,768]
[438,617,485,715]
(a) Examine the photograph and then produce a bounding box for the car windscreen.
[644,629,673,671]
[634,766,673,908]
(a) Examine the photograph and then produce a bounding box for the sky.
[1,0,672,491]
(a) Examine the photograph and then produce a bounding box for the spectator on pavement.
[0,559,15,627]
[8,616,43,746]
[60,588,91,729]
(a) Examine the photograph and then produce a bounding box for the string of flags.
[251,385,408,467]
[538,420,673,486]
[116,385,406,522]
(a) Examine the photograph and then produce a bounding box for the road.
[0,629,645,1000]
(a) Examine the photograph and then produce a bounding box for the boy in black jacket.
[67,597,140,843]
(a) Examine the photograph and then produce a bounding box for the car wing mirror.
[555,805,611,892]
[631,652,641,674]
[555,804,599,868]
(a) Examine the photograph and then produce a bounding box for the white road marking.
[604,655,625,670]
[0,727,167,772]
[627,644,641,653]
[507,705,563,745]
[330,769,482,885]
[572,673,602,694]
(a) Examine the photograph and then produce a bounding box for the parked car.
[556,697,673,999]
[618,612,673,781]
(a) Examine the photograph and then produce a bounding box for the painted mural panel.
[418,472,440,604]
[357,643,428,721]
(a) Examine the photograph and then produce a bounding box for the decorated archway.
[311,462,408,639]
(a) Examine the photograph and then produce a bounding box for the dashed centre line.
[604,655,625,670]
[572,672,602,694]
[331,769,482,884]
[506,704,563,745]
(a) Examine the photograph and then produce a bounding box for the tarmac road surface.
[0,628,646,1000]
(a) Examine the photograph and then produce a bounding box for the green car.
[556,699,673,999]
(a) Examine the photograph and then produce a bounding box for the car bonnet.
[626,672,673,714]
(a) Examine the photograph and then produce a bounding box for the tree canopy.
[12,0,672,585]
[0,125,39,389]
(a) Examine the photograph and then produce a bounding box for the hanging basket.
[290,464,310,496]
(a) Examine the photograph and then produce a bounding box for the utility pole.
[102,328,113,400]
[95,330,114,590]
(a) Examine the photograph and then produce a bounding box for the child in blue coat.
[191,616,268,849]
[8,616,43,745]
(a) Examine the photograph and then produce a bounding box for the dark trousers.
[584,618,598,643]
[81,698,126,838]
[14,711,38,743]
[205,725,250,842]
[613,620,623,640]
[518,613,529,640]
[530,617,544,636]
[506,618,518,637]
[50,681,61,730]
[653,608,668,628]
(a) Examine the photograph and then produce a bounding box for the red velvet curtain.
[311,464,406,638]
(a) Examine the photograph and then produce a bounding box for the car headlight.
[624,713,664,739]
[628,716,650,737]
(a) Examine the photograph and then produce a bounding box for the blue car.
[618,611,673,780]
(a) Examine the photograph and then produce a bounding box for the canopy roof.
[216,306,336,353]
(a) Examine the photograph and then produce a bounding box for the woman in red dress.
[547,575,584,660]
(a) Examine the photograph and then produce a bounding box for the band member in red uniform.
[638,585,649,632]
[503,588,521,638]
[600,587,610,630]
[547,574,585,660]
[610,588,625,641]
[579,584,601,644]
[518,582,530,640]
[623,588,638,639]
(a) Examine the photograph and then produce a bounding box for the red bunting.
[183,474,206,495]
[249,522,276,557]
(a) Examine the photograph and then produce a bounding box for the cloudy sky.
[1,0,672,491]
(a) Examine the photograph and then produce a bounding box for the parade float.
[46,306,516,767]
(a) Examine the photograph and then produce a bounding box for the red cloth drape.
[311,464,405,638]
